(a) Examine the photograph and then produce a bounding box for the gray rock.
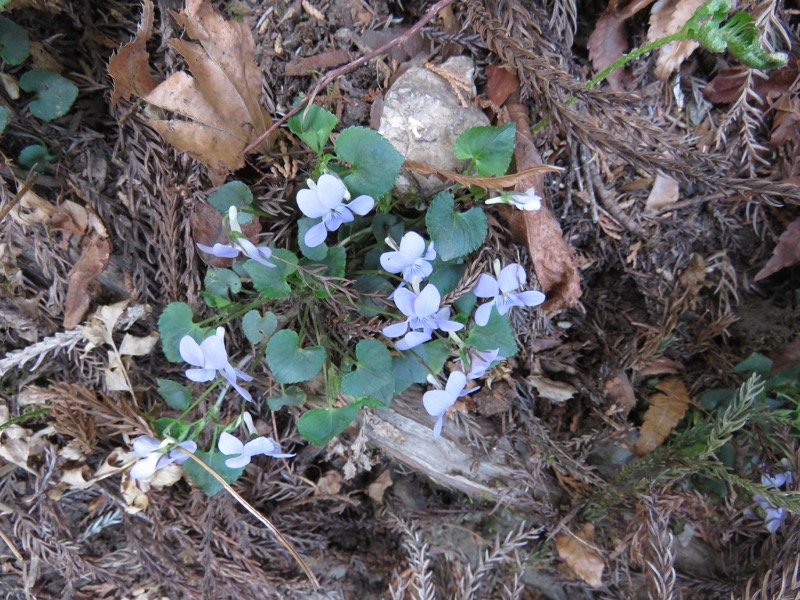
[378,56,490,199]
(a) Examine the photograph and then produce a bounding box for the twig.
[0,523,23,562]
[244,0,455,154]
[0,172,38,223]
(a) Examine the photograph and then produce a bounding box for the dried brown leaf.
[367,469,393,504]
[768,96,800,147]
[403,160,560,190]
[555,523,605,589]
[604,370,637,417]
[485,65,519,107]
[647,0,707,80]
[754,217,800,281]
[64,233,111,329]
[645,174,680,211]
[634,377,690,456]
[588,8,629,91]
[285,49,353,76]
[108,0,158,103]
[769,336,800,373]
[118,332,159,356]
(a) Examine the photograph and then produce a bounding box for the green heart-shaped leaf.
[157,302,207,362]
[0,17,29,66]
[18,144,57,172]
[298,217,328,260]
[334,126,403,199]
[208,181,253,222]
[267,386,307,411]
[297,403,361,446]
[426,191,487,261]
[465,310,518,358]
[241,310,278,345]
[244,248,297,299]
[288,101,338,154]
[0,106,9,134]
[342,339,394,405]
[266,330,326,384]
[204,267,242,300]
[20,70,78,121]
[454,123,516,177]
[391,340,450,392]
[183,449,245,497]
[156,379,191,410]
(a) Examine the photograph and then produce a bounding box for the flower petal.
[244,436,295,459]
[346,194,375,216]
[130,453,161,480]
[224,454,252,469]
[218,432,244,456]
[380,250,411,273]
[324,206,353,231]
[304,221,329,248]
[392,287,417,317]
[434,318,464,332]
[316,174,346,209]
[517,290,546,308]
[199,334,230,370]
[185,368,216,382]
[297,188,327,218]
[398,232,425,258]
[498,264,525,293]
[474,302,494,327]
[432,415,445,438]
[423,389,456,417]
[444,371,467,396]
[414,284,441,318]
[179,336,205,367]
[382,320,409,338]
[196,243,241,258]
[473,274,499,298]
[132,436,161,457]
[396,331,431,350]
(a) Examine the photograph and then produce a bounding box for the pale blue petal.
[518,290,546,308]
[414,284,441,318]
[393,287,417,317]
[324,206,353,231]
[317,174,346,209]
[435,318,464,332]
[196,243,241,258]
[132,436,161,457]
[198,334,229,370]
[381,250,411,273]
[445,371,467,396]
[224,454,252,469]
[346,194,375,216]
[130,453,161,479]
[498,264,525,293]
[396,331,431,350]
[423,241,436,261]
[222,372,252,402]
[398,232,425,258]
[474,302,494,327]
[186,367,216,382]
[473,274,499,298]
[218,432,244,456]
[244,436,294,458]
[179,336,205,367]
[304,221,329,247]
[432,415,444,438]
[382,320,409,338]
[297,188,327,218]
[423,389,456,417]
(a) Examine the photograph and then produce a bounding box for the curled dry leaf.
[647,0,707,80]
[63,232,111,329]
[555,523,605,589]
[588,8,629,91]
[634,376,690,456]
[367,469,394,504]
[645,174,680,211]
[604,370,637,418]
[527,374,577,403]
[285,49,353,77]
[108,0,273,181]
[316,471,343,495]
[754,217,800,281]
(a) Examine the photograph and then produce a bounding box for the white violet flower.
[380,232,436,282]
[465,347,504,379]
[382,283,464,350]
[473,263,545,327]
[179,327,253,402]
[485,187,542,211]
[422,371,477,438]
[130,436,197,480]
[218,431,295,469]
[196,206,275,268]
[297,174,375,247]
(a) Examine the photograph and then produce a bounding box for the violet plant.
[148,102,548,494]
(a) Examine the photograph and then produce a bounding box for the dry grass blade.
[173,447,319,589]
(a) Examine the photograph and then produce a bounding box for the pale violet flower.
[382,284,464,350]
[465,347,504,379]
[218,431,295,469]
[474,263,545,327]
[485,187,542,211]
[179,327,253,402]
[297,174,375,247]
[130,436,197,480]
[197,206,275,268]
[752,470,794,533]
[423,371,477,438]
[380,232,436,282]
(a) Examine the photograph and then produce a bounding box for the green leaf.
[297,403,361,445]
[426,191,487,261]
[208,181,253,223]
[183,449,245,496]
[342,340,394,405]
[157,379,191,410]
[701,388,735,411]
[454,123,516,177]
[0,106,8,134]
[0,17,29,65]
[153,417,193,440]
[244,248,297,299]
[298,217,328,260]
[288,101,338,154]
[157,302,207,362]
[267,386,306,410]
[428,262,466,297]
[18,144,56,172]
[732,353,772,379]
[19,70,78,121]
[266,330,326,384]
[204,268,242,300]
[301,245,346,278]
[334,126,403,199]
[371,213,405,244]
[454,290,477,315]
[465,311,518,358]
[391,340,450,391]
[241,310,278,345]
[354,274,394,316]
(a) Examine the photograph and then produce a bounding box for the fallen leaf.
[634,377,690,456]
[645,174,680,211]
[119,332,159,356]
[316,470,343,495]
[9,186,56,226]
[60,465,93,489]
[485,65,519,107]
[527,374,577,403]
[638,356,684,377]
[105,353,132,393]
[285,49,352,76]
[555,523,605,589]
[705,57,799,105]
[588,8,629,91]
[63,233,111,329]
[121,473,149,514]
[190,200,264,267]
[82,300,129,348]
[404,160,560,190]
[367,469,393,504]
[769,95,800,147]
[647,0,707,80]
[754,217,800,281]
[769,336,800,373]
[108,0,273,181]
[604,370,637,417]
